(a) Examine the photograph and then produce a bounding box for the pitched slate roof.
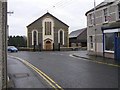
[85,1,114,16]
[69,28,87,38]
[27,12,69,27]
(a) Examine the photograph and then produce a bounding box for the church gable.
[27,12,69,29]
[27,12,69,50]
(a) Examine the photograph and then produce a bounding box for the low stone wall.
[18,47,87,51]
[60,47,87,51]
[18,47,34,51]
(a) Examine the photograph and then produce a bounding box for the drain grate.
[13,73,29,78]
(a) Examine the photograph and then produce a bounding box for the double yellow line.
[9,55,63,90]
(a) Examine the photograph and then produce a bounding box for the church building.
[27,12,69,50]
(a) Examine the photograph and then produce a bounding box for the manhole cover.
[13,73,29,78]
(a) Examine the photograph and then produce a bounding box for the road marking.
[69,54,120,68]
[8,55,63,90]
[50,53,64,56]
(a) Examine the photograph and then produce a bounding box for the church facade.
[27,12,69,50]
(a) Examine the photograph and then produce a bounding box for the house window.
[45,22,52,35]
[90,36,93,49]
[105,33,114,52]
[89,14,93,25]
[103,8,108,22]
[118,3,120,19]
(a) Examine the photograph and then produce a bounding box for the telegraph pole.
[4,11,14,89]
[93,0,97,56]
[0,1,8,89]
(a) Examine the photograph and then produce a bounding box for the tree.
[8,36,27,47]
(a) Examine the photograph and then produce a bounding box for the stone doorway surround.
[44,38,52,50]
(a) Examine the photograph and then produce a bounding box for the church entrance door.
[45,41,52,50]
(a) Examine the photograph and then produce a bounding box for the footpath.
[72,51,120,67]
[7,56,46,88]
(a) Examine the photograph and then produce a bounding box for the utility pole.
[0,0,7,89]
[93,0,97,56]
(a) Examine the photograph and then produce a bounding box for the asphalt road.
[8,51,119,88]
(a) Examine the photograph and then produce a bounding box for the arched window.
[32,30,38,45]
[45,22,52,35]
[33,31,37,45]
[60,31,63,45]
[58,30,64,45]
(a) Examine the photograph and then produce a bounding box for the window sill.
[45,35,51,36]
[116,19,120,22]
[103,21,109,25]
[88,25,93,27]
[104,50,114,53]
[90,48,94,51]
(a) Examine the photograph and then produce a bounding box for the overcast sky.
[8,0,104,36]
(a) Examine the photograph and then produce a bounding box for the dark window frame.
[104,33,114,52]
[118,3,120,19]
[33,31,37,45]
[60,31,63,45]
[45,22,52,35]
[103,8,108,22]
[90,36,93,49]
[89,13,93,25]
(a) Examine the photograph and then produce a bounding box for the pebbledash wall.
[0,0,7,89]
[86,0,120,59]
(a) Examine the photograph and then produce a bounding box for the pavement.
[7,56,48,88]
[72,50,120,66]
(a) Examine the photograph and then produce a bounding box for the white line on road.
[69,54,120,67]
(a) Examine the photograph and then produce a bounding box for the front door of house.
[115,32,120,62]
[45,41,52,50]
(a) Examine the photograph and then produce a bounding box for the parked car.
[7,46,18,52]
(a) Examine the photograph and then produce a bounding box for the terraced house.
[27,12,69,51]
[0,0,7,89]
[86,0,120,61]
